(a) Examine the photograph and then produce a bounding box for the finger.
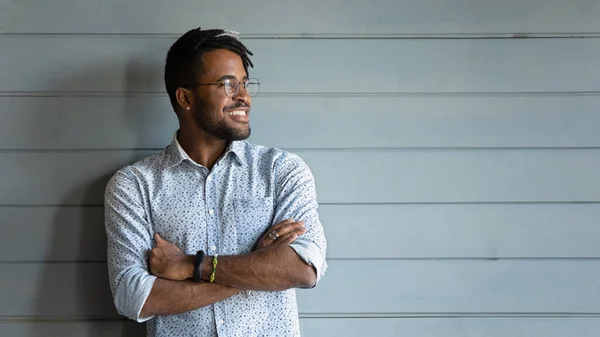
[261,220,294,240]
[258,222,284,243]
[256,229,278,247]
[259,226,292,247]
[154,233,165,244]
[271,218,294,231]
[257,238,274,249]
[278,224,307,243]
[258,219,303,246]
[283,228,306,242]
[275,232,302,245]
[277,232,299,245]
[273,220,305,237]
[295,227,307,236]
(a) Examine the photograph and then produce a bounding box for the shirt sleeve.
[274,152,328,288]
[104,167,157,322]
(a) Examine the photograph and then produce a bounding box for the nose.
[232,84,251,104]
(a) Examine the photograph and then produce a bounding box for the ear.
[175,87,193,112]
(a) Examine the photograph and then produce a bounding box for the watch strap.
[193,250,205,282]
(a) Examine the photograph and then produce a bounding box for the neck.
[177,123,229,170]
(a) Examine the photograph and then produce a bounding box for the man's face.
[191,49,252,141]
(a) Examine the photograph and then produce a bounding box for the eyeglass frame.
[183,77,261,97]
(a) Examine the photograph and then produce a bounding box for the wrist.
[185,254,194,279]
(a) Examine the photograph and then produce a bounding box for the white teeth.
[227,110,246,116]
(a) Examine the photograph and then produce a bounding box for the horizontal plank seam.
[4,91,600,97]
[5,258,600,264]
[310,201,600,205]
[3,313,600,322]
[301,313,600,318]
[3,33,600,39]
[3,147,600,153]
[2,201,600,208]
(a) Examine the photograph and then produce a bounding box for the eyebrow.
[215,74,249,82]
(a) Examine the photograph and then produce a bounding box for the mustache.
[223,102,250,111]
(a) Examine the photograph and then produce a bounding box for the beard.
[193,97,251,141]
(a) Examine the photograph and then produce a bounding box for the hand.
[149,233,193,281]
[254,218,306,251]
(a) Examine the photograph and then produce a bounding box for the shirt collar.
[163,131,245,169]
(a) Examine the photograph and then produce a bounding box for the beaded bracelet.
[209,253,218,282]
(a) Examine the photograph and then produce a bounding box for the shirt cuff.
[289,239,327,288]
[114,269,157,323]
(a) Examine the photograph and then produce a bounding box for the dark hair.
[164,28,254,110]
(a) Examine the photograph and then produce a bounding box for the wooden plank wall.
[1,1,599,336]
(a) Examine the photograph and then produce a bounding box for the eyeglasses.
[188,78,261,97]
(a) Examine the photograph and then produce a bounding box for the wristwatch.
[193,250,205,282]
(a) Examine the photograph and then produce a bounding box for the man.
[104,28,327,337]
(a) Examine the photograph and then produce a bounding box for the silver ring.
[268,230,279,240]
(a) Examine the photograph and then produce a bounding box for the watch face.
[195,250,205,264]
[193,251,205,281]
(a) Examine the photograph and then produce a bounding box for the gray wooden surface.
[4,318,600,337]
[2,203,600,262]
[1,0,599,35]
[1,1,599,336]
[3,260,600,317]
[2,95,600,150]
[1,149,599,205]
[1,38,600,93]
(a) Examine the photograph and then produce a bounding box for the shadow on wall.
[30,52,173,337]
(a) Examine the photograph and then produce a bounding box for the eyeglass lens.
[224,79,260,97]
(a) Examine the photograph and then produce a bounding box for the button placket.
[204,172,218,279]
[214,302,227,335]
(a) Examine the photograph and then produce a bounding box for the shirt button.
[208,209,214,215]
[218,319,224,326]
[210,245,217,251]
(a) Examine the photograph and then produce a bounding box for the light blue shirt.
[104,133,328,337]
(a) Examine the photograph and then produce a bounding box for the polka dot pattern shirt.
[104,134,328,337]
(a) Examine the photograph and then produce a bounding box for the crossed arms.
[140,219,313,318]
[104,154,327,322]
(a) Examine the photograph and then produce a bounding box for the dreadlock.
[164,28,254,111]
